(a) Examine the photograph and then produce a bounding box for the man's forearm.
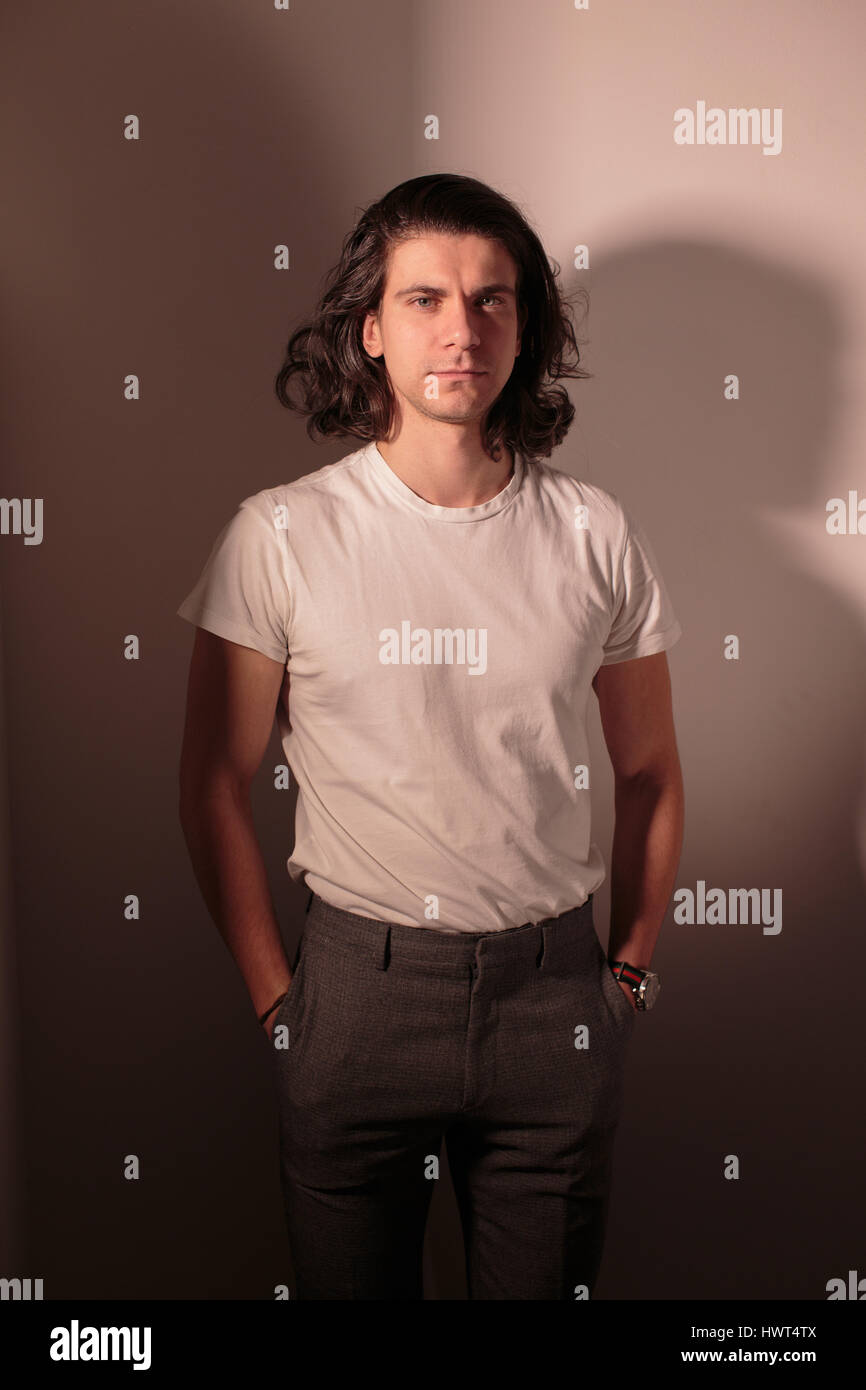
[179,781,292,1020]
[606,766,684,969]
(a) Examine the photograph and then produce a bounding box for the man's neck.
[374,436,514,509]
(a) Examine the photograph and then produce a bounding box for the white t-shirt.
[177,441,682,932]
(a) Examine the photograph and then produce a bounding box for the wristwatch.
[609,959,660,1011]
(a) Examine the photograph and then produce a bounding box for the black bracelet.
[258,992,287,1026]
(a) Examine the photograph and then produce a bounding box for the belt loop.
[375,924,392,972]
[536,923,548,970]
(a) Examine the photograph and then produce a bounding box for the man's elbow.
[613,749,683,793]
[178,765,251,825]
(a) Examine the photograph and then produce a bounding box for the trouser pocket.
[593,935,637,1029]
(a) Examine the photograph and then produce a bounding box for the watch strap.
[608,960,646,990]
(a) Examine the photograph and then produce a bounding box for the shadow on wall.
[579,236,866,1299]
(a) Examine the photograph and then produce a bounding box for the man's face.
[362,232,526,436]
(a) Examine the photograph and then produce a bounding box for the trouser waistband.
[302,889,596,975]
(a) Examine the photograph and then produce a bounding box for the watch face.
[641,974,660,1008]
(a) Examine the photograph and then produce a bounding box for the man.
[177,173,684,1300]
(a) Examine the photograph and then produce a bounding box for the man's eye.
[409,296,502,308]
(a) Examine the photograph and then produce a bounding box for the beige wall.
[1,0,864,1298]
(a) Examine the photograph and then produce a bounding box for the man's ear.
[362,307,385,358]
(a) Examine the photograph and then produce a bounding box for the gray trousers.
[270,889,636,1299]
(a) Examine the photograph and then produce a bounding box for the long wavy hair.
[274,173,591,464]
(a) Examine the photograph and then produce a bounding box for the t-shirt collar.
[365,441,524,522]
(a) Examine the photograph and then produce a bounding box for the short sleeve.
[600,510,682,666]
[176,492,291,665]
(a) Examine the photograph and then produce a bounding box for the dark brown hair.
[274,173,591,464]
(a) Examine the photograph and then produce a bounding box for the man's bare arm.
[592,651,685,975]
[178,626,292,1030]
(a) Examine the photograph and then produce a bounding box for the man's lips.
[434,369,485,376]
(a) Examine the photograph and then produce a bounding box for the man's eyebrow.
[393,282,516,299]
